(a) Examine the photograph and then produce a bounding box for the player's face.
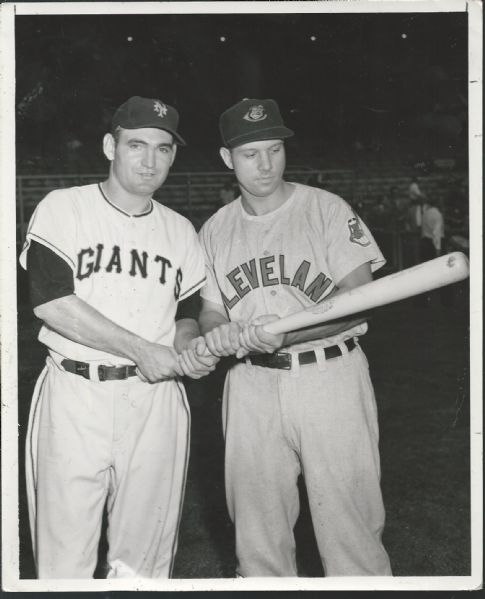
[221,139,286,199]
[104,128,177,197]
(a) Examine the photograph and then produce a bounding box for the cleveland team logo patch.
[243,105,267,122]
[348,216,371,247]
[153,101,168,118]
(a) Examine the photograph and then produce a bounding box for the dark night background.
[15,12,468,173]
[12,7,473,583]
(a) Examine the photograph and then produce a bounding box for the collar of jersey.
[98,183,154,218]
[239,182,297,222]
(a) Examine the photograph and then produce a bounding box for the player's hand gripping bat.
[261,252,469,336]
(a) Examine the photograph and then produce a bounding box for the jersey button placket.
[127,216,138,246]
[113,216,137,314]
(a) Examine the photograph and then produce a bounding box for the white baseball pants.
[222,344,392,577]
[26,356,190,579]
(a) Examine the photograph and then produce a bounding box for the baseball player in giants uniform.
[195,98,392,577]
[20,96,218,579]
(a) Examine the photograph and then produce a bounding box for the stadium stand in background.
[16,138,469,274]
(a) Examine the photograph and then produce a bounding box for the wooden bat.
[262,252,469,336]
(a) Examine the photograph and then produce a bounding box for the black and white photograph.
[1,0,482,592]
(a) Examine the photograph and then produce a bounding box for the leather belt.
[247,338,357,370]
[61,359,137,381]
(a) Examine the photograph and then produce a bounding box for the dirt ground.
[16,278,471,579]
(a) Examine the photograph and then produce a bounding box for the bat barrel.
[264,252,469,336]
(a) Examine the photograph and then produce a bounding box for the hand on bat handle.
[178,336,220,379]
[203,321,249,358]
[238,315,286,356]
[201,317,285,359]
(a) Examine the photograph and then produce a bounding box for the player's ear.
[103,133,115,161]
[170,143,177,166]
[219,147,234,170]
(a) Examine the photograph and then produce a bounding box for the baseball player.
[20,96,218,579]
[193,98,392,577]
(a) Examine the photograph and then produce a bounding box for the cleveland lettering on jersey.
[76,243,182,297]
[221,254,332,309]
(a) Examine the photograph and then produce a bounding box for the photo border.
[1,0,482,592]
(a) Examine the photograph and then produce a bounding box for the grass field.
[16,280,471,579]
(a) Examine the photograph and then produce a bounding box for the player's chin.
[254,178,283,196]
[247,183,278,197]
[134,178,164,193]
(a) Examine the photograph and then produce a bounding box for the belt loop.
[289,351,300,378]
[337,341,350,355]
[89,363,101,383]
[314,347,328,371]
[337,341,351,367]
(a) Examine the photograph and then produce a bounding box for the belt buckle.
[98,365,108,382]
[273,352,292,370]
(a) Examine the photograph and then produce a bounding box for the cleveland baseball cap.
[111,96,186,145]
[219,98,294,149]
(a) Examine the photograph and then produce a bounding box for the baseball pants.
[26,356,190,579]
[222,342,392,577]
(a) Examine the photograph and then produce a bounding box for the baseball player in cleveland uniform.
[194,98,392,577]
[20,96,218,579]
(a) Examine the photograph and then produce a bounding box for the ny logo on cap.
[153,101,168,118]
[243,105,267,122]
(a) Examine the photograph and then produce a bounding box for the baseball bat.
[262,251,469,336]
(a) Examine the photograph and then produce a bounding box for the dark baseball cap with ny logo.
[111,96,186,145]
[219,98,294,149]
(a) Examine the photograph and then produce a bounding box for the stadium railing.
[16,169,467,272]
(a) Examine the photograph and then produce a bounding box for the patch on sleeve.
[348,215,371,247]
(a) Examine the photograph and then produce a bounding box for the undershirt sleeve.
[175,290,201,321]
[27,240,75,308]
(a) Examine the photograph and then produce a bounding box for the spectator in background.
[368,195,394,265]
[404,182,425,269]
[406,197,422,233]
[386,186,407,231]
[418,195,448,306]
[445,177,468,235]
[408,177,424,203]
[420,195,445,259]
[219,181,237,206]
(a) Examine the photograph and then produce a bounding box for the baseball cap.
[111,96,186,146]
[219,98,294,149]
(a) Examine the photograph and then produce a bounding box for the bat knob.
[445,251,469,281]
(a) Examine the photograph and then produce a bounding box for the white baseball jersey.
[20,183,206,363]
[199,182,385,350]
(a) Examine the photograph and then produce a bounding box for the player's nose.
[257,151,272,171]
[141,148,156,168]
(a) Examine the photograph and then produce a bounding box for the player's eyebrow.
[126,137,147,145]
[126,137,174,149]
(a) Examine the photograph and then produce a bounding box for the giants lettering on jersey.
[221,254,332,309]
[76,244,183,299]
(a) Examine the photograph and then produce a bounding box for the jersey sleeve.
[19,190,78,272]
[175,290,201,321]
[324,197,386,284]
[198,220,225,307]
[177,223,207,301]
[28,240,75,307]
